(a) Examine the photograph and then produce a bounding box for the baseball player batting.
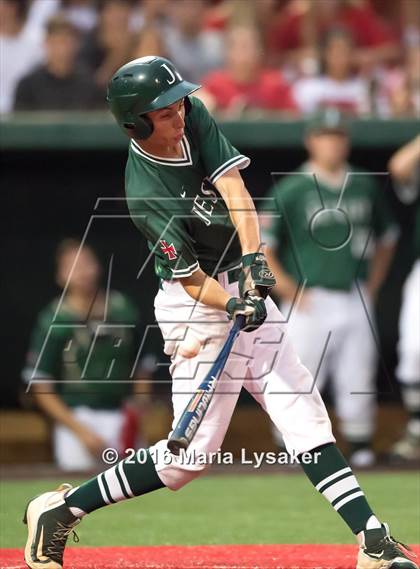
[23,57,417,569]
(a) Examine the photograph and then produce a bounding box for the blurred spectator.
[131,0,168,31]
[26,0,60,34]
[203,0,287,67]
[293,28,369,115]
[268,0,399,74]
[134,0,224,84]
[14,14,103,111]
[396,0,420,50]
[22,239,150,472]
[164,0,224,84]
[375,45,420,117]
[78,0,135,88]
[61,0,98,33]
[26,0,98,34]
[198,25,297,115]
[388,136,420,463]
[130,0,168,58]
[202,0,233,30]
[0,0,45,114]
[263,110,398,466]
[203,0,279,35]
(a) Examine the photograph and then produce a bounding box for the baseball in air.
[179,335,202,358]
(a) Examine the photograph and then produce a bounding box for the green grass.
[1,472,418,549]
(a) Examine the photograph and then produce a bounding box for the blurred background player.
[23,239,150,471]
[388,135,420,462]
[264,109,398,467]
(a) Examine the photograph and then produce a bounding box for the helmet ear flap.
[184,96,192,115]
[123,114,154,140]
[133,115,154,139]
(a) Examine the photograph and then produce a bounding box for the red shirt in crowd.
[268,2,397,53]
[202,69,297,112]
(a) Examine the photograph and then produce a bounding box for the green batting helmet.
[107,56,200,139]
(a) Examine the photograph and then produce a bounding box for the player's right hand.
[225,296,267,332]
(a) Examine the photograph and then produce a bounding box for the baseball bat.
[167,315,245,455]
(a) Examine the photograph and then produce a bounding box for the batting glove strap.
[239,252,276,300]
[226,296,267,333]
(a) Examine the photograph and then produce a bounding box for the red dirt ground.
[1,545,419,569]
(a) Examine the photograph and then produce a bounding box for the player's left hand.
[239,252,276,300]
[226,295,267,332]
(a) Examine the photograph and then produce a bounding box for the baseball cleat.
[23,483,80,569]
[357,523,418,568]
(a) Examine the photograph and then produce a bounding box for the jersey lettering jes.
[125,97,250,281]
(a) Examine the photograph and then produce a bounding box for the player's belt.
[216,265,241,287]
[226,267,241,284]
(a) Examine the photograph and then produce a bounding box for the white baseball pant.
[149,268,335,491]
[281,286,377,442]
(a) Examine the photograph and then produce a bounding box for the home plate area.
[2,544,420,569]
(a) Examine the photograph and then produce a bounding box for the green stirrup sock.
[65,449,165,516]
[300,443,375,534]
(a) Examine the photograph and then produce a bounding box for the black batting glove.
[239,252,276,300]
[226,295,267,333]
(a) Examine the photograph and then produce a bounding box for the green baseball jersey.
[262,164,398,290]
[23,292,140,409]
[125,96,250,280]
